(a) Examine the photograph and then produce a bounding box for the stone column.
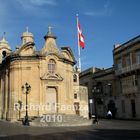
[0,73,5,119]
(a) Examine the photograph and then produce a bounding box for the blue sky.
[0,0,140,70]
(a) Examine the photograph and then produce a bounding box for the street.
[0,119,140,140]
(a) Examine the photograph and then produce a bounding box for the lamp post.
[92,86,100,123]
[21,82,31,126]
[108,83,112,96]
[89,99,93,119]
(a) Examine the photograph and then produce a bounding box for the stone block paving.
[0,119,140,140]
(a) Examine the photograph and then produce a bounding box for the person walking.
[107,110,112,119]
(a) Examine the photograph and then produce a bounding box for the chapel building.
[0,27,88,121]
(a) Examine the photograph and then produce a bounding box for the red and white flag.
[77,18,85,49]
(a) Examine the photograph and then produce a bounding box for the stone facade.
[113,35,140,119]
[80,67,117,118]
[79,67,101,99]
[80,35,140,120]
[0,28,89,121]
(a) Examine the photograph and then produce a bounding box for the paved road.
[0,119,140,140]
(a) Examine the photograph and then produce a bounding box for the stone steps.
[29,114,92,127]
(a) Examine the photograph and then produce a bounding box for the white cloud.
[30,0,57,6]
[84,1,112,17]
[16,0,57,9]
[84,11,106,17]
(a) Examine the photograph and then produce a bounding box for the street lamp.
[21,82,31,126]
[108,83,112,96]
[92,86,100,123]
[89,99,93,119]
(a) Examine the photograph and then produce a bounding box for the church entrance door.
[46,87,57,113]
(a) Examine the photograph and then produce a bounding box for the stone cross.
[48,25,53,33]
[26,26,29,32]
[3,32,6,38]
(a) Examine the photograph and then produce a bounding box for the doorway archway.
[46,87,57,113]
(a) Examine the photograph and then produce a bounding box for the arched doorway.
[107,100,117,118]
[46,87,57,113]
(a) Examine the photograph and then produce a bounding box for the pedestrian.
[107,110,112,119]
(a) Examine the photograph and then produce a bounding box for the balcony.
[122,86,138,95]
[115,63,140,75]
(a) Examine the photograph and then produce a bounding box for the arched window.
[2,51,6,58]
[48,59,56,74]
[23,38,26,44]
[73,74,77,82]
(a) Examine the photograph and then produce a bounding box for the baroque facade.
[0,27,89,121]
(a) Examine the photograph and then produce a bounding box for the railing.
[115,63,140,75]
[122,86,138,94]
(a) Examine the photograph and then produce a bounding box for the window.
[23,39,26,44]
[121,75,138,94]
[126,55,131,66]
[132,75,138,86]
[136,51,140,64]
[48,59,56,74]
[73,74,77,82]
[2,51,6,58]
[117,59,122,70]
[74,94,77,99]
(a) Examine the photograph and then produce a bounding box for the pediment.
[61,47,76,63]
[17,42,35,56]
[40,73,63,81]
[41,38,59,55]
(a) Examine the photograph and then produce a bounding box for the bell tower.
[41,26,59,54]
[21,27,34,45]
[0,33,11,63]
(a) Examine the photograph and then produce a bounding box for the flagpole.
[76,14,81,71]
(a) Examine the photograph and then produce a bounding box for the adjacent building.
[79,67,101,99]
[92,67,117,118]
[113,35,140,119]
[80,35,140,120]
[80,67,117,118]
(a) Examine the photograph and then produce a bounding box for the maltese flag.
[77,19,85,49]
